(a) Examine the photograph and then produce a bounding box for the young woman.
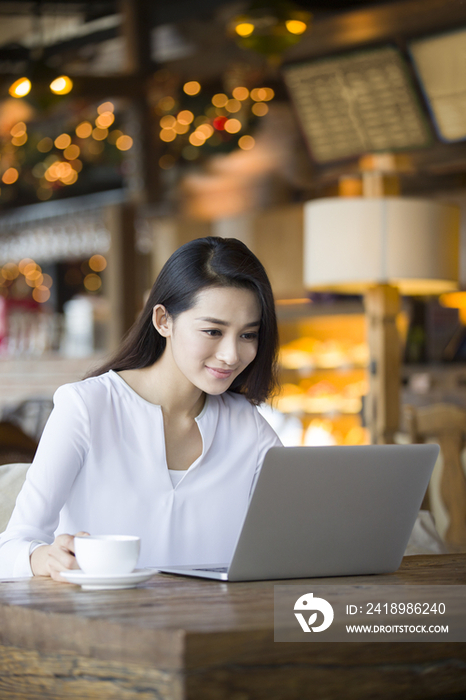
[0,237,282,581]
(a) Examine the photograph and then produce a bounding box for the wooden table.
[1,554,466,700]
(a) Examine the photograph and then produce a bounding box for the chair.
[0,462,30,532]
[404,403,466,551]
[0,420,37,466]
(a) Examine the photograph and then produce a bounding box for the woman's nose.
[216,337,239,365]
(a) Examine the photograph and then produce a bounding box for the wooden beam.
[286,0,466,62]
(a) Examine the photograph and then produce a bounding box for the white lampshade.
[304,197,460,295]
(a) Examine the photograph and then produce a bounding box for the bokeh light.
[224,119,242,134]
[92,127,108,141]
[98,101,114,114]
[177,110,194,125]
[9,77,31,98]
[252,102,269,116]
[286,19,307,34]
[183,81,201,96]
[54,133,71,149]
[160,115,176,129]
[116,135,133,150]
[84,273,102,291]
[2,168,19,184]
[95,112,115,128]
[89,254,107,272]
[225,99,241,113]
[238,135,255,150]
[159,154,176,169]
[160,129,176,143]
[235,23,254,37]
[50,76,73,95]
[232,87,249,101]
[32,286,51,303]
[37,137,53,152]
[75,122,93,139]
[64,144,80,160]
[212,93,228,108]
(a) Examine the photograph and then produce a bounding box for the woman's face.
[154,286,261,395]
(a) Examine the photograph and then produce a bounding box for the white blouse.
[0,370,281,577]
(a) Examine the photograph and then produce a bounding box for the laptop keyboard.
[193,567,228,573]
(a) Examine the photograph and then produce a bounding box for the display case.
[274,301,370,446]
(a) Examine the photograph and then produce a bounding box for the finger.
[54,533,75,552]
[48,547,78,572]
[69,531,90,555]
[50,568,70,583]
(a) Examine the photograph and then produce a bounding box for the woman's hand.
[30,531,90,582]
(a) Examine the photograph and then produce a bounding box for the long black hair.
[88,237,279,404]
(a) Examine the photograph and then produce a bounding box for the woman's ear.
[152,304,172,337]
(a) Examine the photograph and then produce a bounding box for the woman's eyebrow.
[196,317,260,328]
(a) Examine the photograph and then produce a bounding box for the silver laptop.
[158,444,439,581]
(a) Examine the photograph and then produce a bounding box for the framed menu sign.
[283,46,432,164]
[410,28,466,143]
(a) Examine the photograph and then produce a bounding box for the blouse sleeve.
[249,407,283,497]
[0,384,90,578]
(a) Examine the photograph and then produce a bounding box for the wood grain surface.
[0,554,466,699]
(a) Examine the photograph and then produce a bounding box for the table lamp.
[304,196,460,444]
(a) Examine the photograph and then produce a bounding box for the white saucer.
[60,568,157,590]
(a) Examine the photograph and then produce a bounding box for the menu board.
[410,29,466,142]
[283,46,432,163]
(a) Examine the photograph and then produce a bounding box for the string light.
[177,110,194,125]
[158,96,175,111]
[64,144,80,160]
[98,101,114,114]
[10,123,26,137]
[2,168,19,184]
[212,94,228,108]
[32,286,50,303]
[160,115,176,129]
[160,129,176,143]
[37,137,53,152]
[196,124,214,139]
[232,87,249,101]
[54,133,71,149]
[75,122,93,139]
[250,87,274,101]
[286,19,307,35]
[9,78,31,98]
[115,135,133,151]
[224,119,241,134]
[238,135,255,150]
[84,273,102,291]
[183,81,201,96]
[189,132,206,147]
[235,23,254,37]
[159,154,176,169]
[49,75,73,95]
[89,255,107,272]
[252,102,269,116]
[95,112,115,128]
[225,99,241,113]
[92,127,108,141]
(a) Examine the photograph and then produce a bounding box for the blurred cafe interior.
[1,0,466,551]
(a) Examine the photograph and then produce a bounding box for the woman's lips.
[206,366,235,380]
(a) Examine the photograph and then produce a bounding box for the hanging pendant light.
[228,0,311,63]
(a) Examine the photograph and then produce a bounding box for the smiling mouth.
[206,366,235,379]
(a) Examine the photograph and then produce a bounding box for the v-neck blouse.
[0,370,281,577]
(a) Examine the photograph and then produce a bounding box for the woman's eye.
[203,329,222,337]
[242,332,258,341]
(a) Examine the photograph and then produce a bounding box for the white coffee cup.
[74,535,141,576]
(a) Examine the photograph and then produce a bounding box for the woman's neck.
[118,358,205,420]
